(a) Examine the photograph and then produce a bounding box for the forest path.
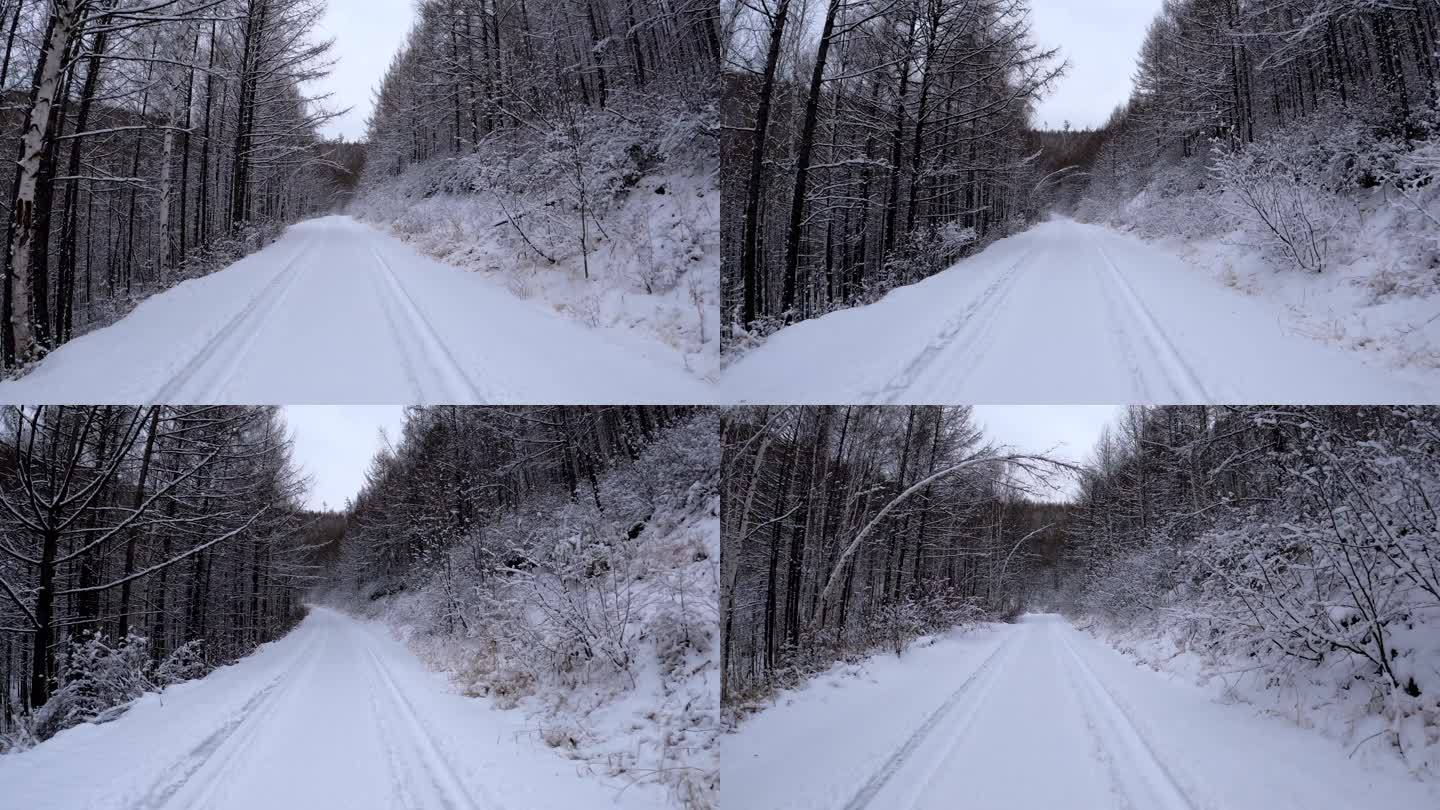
[0,606,656,810]
[722,218,1440,404]
[724,614,1439,810]
[0,216,707,404]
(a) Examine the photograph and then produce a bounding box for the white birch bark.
[7,0,81,361]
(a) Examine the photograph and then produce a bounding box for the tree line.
[1084,0,1440,215]
[0,405,326,747]
[357,0,719,281]
[366,0,719,171]
[337,406,698,592]
[720,405,1067,711]
[0,0,347,371]
[721,0,1063,339]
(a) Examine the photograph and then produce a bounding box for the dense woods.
[0,0,350,371]
[337,406,698,592]
[332,406,720,807]
[365,0,719,171]
[721,0,1063,340]
[1062,405,1440,768]
[720,405,1067,711]
[0,405,324,747]
[1078,0,1440,273]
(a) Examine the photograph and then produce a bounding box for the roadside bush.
[1211,136,1339,273]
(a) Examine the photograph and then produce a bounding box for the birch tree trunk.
[5,0,82,367]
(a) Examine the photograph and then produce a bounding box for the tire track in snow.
[1052,622,1134,809]
[367,245,490,404]
[132,633,326,810]
[149,238,317,403]
[363,246,430,403]
[1092,255,1156,402]
[1088,235,1213,403]
[1054,624,1198,810]
[841,630,1023,810]
[882,625,1038,810]
[868,247,1038,404]
[355,626,497,810]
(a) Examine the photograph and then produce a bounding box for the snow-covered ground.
[0,605,661,810]
[361,414,722,808]
[722,217,1440,404]
[0,216,709,404]
[356,169,719,380]
[724,614,1439,810]
[1096,175,1440,375]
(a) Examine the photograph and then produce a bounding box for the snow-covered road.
[723,218,1440,403]
[0,216,708,404]
[724,614,1439,810]
[0,606,658,810]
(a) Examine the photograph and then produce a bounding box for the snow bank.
[1077,110,1440,374]
[1081,610,1440,781]
[1094,182,1440,373]
[351,103,719,381]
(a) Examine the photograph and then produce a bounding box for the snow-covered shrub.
[1211,136,1340,273]
[28,632,155,741]
[1077,541,1182,625]
[651,607,711,680]
[153,639,208,686]
[868,599,930,657]
[1183,418,1440,754]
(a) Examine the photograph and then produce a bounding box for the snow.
[721,217,1440,404]
[723,614,1440,810]
[0,216,709,404]
[355,169,719,380]
[1091,606,1440,780]
[380,496,721,808]
[339,411,721,807]
[0,605,659,810]
[1140,211,1440,373]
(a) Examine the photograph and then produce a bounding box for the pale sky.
[315,0,417,140]
[1028,0,1163,131]
[971,404,1124,499]
[283,406,408,511]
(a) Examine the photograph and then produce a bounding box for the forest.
[330,406,720,808]
[353,0,721,374]
[0,405,331,749]
[721,0,1064,344]
[0,0,357,372]
[1076,0,1439,278]
[720,405,1067,712]
[1063,405,1440,773]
